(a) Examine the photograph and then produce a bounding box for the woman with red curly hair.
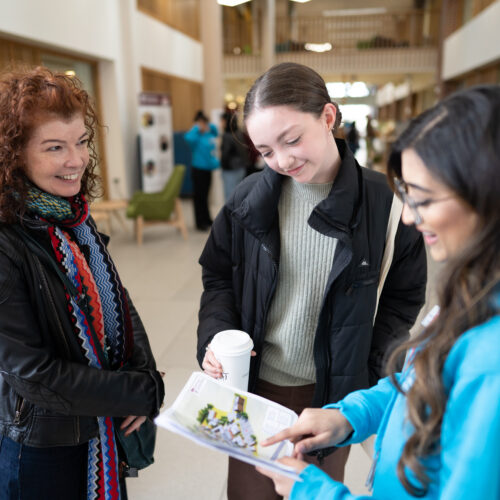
[0,67,164,500]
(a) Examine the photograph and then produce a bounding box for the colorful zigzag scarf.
[26,188,134,500]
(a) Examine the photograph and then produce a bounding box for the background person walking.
[184,110,219,231]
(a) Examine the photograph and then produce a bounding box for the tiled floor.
[102,171,437,499]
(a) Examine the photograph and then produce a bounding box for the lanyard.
[366,304,440,491]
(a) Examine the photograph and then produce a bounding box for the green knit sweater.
[260,178,338,386]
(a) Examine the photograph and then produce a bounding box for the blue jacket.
[291,313,500,499]
[184,123,220,170]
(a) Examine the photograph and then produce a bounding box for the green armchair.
[126,164,188,244]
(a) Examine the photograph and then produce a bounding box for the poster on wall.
[138,92,174,193]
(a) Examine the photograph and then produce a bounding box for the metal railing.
[223,9,439,56]
[223,48,438,79]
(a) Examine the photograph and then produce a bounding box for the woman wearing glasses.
[258,85,500,499]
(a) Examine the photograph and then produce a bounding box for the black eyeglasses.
[393,178,454,225]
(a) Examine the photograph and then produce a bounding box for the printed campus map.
[197,393,258,454]
[155,372,301,480]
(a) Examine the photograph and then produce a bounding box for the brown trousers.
[227,379,351,500]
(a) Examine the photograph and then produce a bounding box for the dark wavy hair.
[0,66,101,222]
[386,85,500,495]
[243,62,342,134]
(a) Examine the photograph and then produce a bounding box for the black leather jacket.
[0,221,164,447]
[197,140,427,407]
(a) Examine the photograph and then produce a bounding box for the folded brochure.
[155,371,301,480]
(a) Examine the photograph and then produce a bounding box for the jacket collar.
[231,166,283,241]
[309,139,363,238]
[232,139,363,240]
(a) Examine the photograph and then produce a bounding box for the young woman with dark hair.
[196,62,427,500]
[0,67,164,500]
[258,85,500,500]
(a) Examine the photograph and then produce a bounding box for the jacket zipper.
[36,255,82,441]
[261,243,278,267]
[14,396,26,425]
[34,257,71,357]
[259,243,279,372]
[260,243,278,318]
[14,229,83,442]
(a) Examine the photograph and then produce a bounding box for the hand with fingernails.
[255,408,353,496]
[202,345,256,379]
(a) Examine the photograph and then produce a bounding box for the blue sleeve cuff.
[321,403,363,446]
[290,465,342,500]
[291,463,374,500]
[322,377,396,444]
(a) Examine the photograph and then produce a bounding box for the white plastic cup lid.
[211,330,254,356]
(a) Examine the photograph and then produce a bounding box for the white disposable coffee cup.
[210,330,254,391]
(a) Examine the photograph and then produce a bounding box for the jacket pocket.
[346,271,379,296]
[27,415,79,447]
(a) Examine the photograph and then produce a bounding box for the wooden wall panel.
[464,63,500,86]
[444,61,500,96]
[137,0,200,41]
[141,67,203,131]
[472,0,497,16]
[443,0,497,37]
[223,5,254,54]
[0,38,40,69]
[442,0,463,38]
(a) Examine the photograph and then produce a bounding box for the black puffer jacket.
[197,140,426,407]
[0,222,164,447]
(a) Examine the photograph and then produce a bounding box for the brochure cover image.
[155,372,301,480]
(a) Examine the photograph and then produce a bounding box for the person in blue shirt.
[257,85,500,499]
[184,110,220,231]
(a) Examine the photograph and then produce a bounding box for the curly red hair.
[0,66,101,222]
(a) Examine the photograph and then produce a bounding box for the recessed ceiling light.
[304,42,332,53]
[217,0,251,6]
[323,8,387,17]
[326,81,371,98]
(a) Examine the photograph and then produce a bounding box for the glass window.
[41,53,96,101]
